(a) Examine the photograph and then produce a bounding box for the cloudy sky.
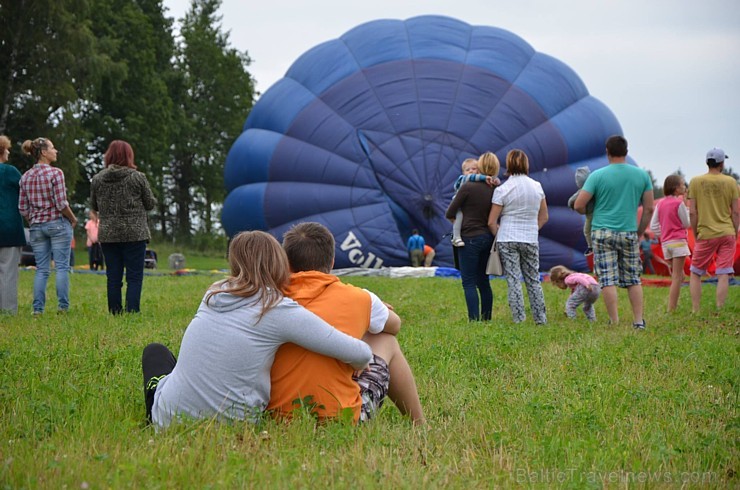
[164,0,740,184]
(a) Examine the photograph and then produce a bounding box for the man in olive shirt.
[686,148,740,313]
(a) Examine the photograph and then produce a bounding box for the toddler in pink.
[549,265,601,321]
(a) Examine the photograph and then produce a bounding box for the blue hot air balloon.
[223,15,634,271]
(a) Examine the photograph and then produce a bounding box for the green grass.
[1,271,738,488]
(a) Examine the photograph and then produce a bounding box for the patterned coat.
[91,165,156,243]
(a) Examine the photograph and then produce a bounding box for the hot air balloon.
[223,15,634,271]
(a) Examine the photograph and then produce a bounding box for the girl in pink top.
[84,210,105,271]
[650,175,691,311]
[549,265,601,321]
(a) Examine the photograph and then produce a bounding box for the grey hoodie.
[152,285,373,428]
[91,165,156,243]
[567,166,595,214]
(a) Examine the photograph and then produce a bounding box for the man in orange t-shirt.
[268,222,425,424]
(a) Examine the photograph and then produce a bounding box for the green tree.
[83,0,176,235]
[0,0,113,193]
[170,0,255,240]
[646,169,663,198]
[721,165,740,184]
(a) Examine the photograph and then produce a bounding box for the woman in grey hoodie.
[91,140,156,314]
[141,231,372,428]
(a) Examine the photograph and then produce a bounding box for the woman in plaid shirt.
[18,138,77,315]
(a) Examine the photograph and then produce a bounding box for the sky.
[164,0,740,184]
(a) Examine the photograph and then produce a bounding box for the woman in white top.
[487,149,549,324]
[141,230,372,428]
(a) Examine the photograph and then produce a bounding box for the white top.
[366,289,389,334]
[491,175,545,244]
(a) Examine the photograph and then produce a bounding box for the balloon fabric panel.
[223,15,635,271]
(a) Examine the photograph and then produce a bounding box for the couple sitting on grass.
[142,222,425,428]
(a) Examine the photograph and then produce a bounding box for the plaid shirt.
[19,164,69,225]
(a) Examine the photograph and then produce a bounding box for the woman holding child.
[141,231,372,428]
[445,152,500,321]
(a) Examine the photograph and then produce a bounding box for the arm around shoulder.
[284,305,373,370]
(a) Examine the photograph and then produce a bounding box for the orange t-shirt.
[268,271,371,422]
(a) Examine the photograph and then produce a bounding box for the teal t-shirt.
[582,163,652,232]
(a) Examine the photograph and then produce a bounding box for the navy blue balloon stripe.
[223,15,634,272]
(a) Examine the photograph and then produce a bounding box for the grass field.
[1,270,737,488]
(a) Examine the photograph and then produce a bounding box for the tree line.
[0,0,254,244]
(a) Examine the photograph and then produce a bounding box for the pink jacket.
[85,219,99,247]
[564,272,598,291]
[650,196,689,243]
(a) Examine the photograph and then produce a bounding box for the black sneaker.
[632,320,646,330]
[144,375,167,423]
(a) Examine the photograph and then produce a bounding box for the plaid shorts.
[352,354,389,423]
[591,229,642,288]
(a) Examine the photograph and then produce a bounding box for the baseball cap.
[706,148,728,163]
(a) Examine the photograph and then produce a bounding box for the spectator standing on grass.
[91,140,156,314]
[406,229,425,267]
[445,152,500,321]
[686,148,740,313]
[18,137,77,315]
[141,231,371,428]
[487,149,548,325]
[650,174,691,312]
[85,210,105,271]
[574,135,653,329]
[0,135,27,314]
[268,222,425,425]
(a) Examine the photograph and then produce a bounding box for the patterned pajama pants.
[566,284,601,321]
[498,242,547,324]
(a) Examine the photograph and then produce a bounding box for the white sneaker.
[452,238,465,247]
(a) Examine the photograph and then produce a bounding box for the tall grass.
[1,271,737,488]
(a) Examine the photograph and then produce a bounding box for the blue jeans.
[29,218,73,312]
[102,241,146,314]
[457,233,493,321]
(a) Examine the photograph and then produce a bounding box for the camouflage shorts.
[352,354,390,423]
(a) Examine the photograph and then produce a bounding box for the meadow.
[1,268,737,488]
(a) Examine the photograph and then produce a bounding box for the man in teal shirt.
[574,136,654,329]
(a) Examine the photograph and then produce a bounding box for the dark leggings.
[142,343,177,422]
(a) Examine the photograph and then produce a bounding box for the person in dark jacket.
[0,135,27,314]
[91,140,156,314]
[445,152,500,321]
